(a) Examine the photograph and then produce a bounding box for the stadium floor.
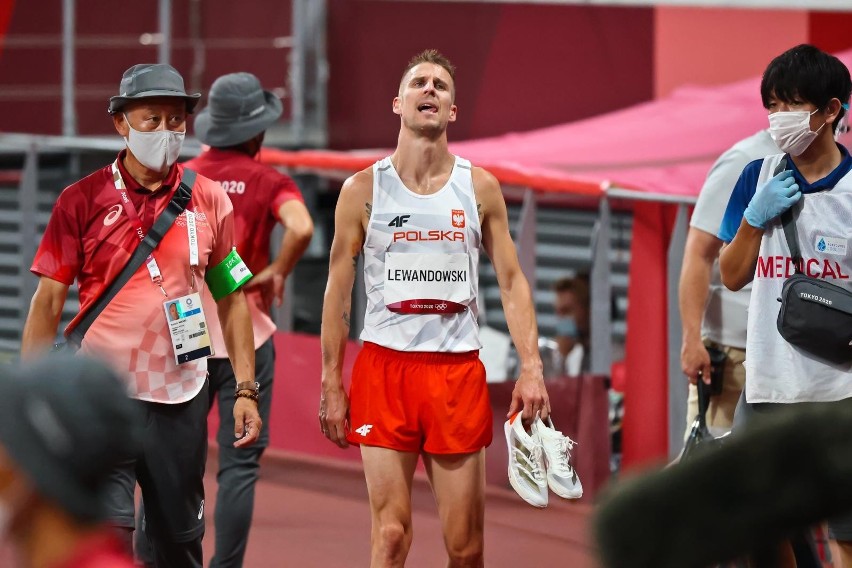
[203,447,600,567]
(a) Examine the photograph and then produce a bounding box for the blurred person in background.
[552,274,590,376]
[0,354,139,568]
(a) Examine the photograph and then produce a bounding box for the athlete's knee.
[446,541,484,568]
[374,520,412,560]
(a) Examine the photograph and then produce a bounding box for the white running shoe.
[504,413,548,508]
[533,416,583,499]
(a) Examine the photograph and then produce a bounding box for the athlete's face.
[393,63,457,136]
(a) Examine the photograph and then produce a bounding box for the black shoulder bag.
[57,168,196,351]
[774,160,852,365]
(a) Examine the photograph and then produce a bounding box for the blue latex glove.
[743,170,801,229]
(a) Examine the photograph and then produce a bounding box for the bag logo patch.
[815,235,847,256]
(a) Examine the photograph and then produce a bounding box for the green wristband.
[206,249,252,301]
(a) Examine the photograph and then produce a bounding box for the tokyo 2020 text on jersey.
[187,148,303,357]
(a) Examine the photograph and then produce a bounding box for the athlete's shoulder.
[341,167,374,196]
[470,165,501,196]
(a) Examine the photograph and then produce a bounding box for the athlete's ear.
[392,96,402,116]
[448,103,457,123]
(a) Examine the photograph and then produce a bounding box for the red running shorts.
[346,341,493,454]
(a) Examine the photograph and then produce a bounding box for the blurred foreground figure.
[0,354,139,568]
[595,400,852,568]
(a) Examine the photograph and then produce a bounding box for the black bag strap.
[67,168,196,346]
[773,158,804,275]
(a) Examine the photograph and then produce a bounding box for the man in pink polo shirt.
[21,63,262,568]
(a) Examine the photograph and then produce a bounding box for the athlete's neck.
[391,136,454,195]
[122,150,168,192]
[792,133,842,184]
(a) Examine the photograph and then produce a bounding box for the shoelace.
[548,436,577,475]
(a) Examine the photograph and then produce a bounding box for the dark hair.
[553,274,590,308]
[401,49,456,84]
[761,44,852,132]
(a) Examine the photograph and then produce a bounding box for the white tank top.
[745,153,852,403]
[359,155,482,352]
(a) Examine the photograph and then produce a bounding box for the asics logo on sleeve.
[355,424,373,436]
[197,500,205,520]
[103,204,123,226]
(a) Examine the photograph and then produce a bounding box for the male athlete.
[319,49,549,567]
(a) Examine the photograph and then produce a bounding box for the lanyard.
[110,161,198,296]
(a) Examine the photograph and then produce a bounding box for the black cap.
[0,354,141,522]
[108,63,201,115]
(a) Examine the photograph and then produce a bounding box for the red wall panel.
[326,0,654,149]
[809,11,852,54]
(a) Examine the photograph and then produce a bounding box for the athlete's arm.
[719,219,763,291]
[474,167,550,421]
[320,170,371,448]
[244,200,314,306]
[217,288,262,448]
[679,228,722,385]
[21,277,69,359]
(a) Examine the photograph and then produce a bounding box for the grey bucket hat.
[108,63,201,115]
[0,354,141,522]
[194,72,283,147]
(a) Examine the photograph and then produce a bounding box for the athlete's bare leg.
[423,450,486,568]
[361,445,420,568]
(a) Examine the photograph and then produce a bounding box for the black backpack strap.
[67,168,196,346]
[771,157,803,275]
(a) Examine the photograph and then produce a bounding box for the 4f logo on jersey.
[355,424,373,436]
[388,215,410,228]
[451,209,465,228]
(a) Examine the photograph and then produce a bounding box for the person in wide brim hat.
[193,72,283,148]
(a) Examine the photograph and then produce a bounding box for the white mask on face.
[768,108,825,156]
[123,115,185,172]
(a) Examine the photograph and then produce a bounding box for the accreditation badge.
[163,292,214,364]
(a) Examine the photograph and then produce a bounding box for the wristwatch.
[234,381,260,402]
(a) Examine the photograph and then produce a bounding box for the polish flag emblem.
[451,209,465,228]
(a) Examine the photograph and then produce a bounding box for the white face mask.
[768,108,825,156]
[123,116,185,172]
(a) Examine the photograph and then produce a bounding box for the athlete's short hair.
[401,49,456,84]
[761,44,852,132]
